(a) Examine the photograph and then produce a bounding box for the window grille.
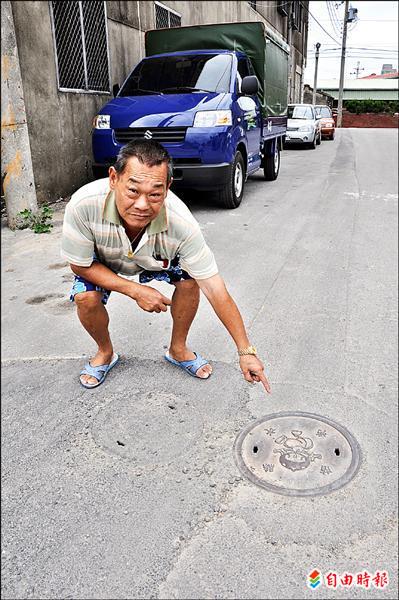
[155,1,181,29]
[292,3,303,32]
[50,1,110,93]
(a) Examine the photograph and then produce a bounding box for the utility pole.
[312,43,321,104]
[337,0,350,128]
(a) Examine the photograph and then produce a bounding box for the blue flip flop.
[79,353,120,389]
[164,351,211,379]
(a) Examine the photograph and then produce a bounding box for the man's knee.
[174,278,199,292]
[74,290,103,310]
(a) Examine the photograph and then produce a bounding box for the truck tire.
[92,164,107,179]
[263,144,280,180]
[218,151,245,209]
[308,134,317,150]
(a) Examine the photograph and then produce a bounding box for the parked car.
[92,22,289,209]
[315,105,336,140]
[284,104,321,149]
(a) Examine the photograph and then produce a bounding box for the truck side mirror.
[241,76,259,96]
[113,83,120,98]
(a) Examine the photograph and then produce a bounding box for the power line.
[314,19,399,22]
[309,47,398,53]
[326,0,343,37]
[307,55,399,60]
[349,19,399,22]
[299,1,341,45]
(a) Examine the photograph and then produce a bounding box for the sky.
[303,0,399,83]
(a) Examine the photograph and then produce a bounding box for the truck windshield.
[119,54,232,96]
[287,106,314,120]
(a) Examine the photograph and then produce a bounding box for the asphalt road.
[1,129,398,599]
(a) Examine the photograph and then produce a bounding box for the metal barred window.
[50,1,110,93]
[292,3,303,32]
[154,1,181,29]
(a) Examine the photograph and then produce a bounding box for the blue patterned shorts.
[69,255,192,306]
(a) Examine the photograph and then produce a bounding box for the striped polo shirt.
[61,178,218,280]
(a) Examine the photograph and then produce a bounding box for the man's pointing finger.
[258,371,271,394]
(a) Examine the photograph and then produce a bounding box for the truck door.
[236,58,262,172]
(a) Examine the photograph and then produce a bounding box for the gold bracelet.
[238,345,257,356]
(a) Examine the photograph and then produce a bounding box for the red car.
[315,105,335,140]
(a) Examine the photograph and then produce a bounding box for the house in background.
[1,0,308,225]
[302,84,334,107]
[360,71,399,80]
[317,78,399,107]
[380,63,396,76]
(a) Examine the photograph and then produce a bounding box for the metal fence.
[155,1,181,29]
[50,0,110,93]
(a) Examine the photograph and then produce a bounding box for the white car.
[284,104,322,149]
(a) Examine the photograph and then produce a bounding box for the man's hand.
[130,284,172,313]
[239,355,271,394]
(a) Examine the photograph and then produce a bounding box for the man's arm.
[70,262,172,313]
[197,274,271,394]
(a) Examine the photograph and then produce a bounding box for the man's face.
[109,156,171,231]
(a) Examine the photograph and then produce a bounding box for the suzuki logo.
[144,130,153,139]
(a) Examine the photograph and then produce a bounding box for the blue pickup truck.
[92,22,289,208]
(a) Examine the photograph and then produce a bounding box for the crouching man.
[61,139,271,393]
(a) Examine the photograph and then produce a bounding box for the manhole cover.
[91,391,203,465]
[234,412,361,497]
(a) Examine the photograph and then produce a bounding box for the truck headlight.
[193,110,232,127]
[93,115,111,129]
[298,125,312,132]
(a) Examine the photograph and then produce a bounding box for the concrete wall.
[11,0,308,204]
[11,1,110,203]
[106,1,144,88]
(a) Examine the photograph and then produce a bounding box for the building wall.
[11,2,112,203]
[11,0,308,204]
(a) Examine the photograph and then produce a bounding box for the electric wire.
[299,1,341,45]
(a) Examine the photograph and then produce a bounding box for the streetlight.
[312,42,321,105]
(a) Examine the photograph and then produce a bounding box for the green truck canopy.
[145,22,289,117]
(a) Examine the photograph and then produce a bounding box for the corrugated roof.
[326,89,398,100]
[317,78,399,91]
[360,71,399,79]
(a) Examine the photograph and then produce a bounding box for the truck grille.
[114,127,187,144]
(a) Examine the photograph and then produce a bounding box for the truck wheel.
[308,134,317,150]
[92,165,107,179]
[263,144,280,181]
[218,151,245,209]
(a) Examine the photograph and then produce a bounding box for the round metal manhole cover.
[234,412,361,497]
[91,391,203,465]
